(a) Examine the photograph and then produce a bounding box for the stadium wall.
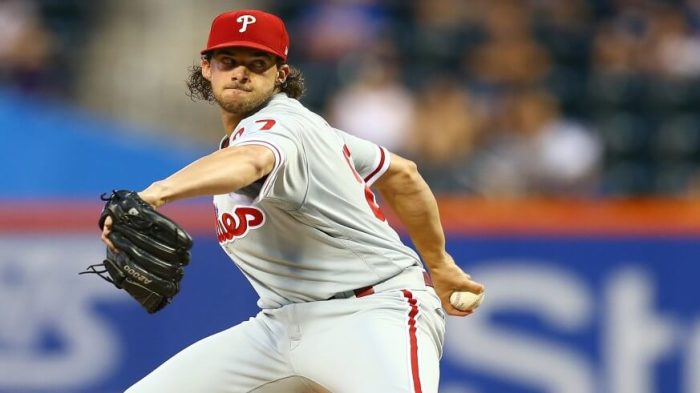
[0,199,698,393]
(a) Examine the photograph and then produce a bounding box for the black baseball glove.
[81,190,193,313]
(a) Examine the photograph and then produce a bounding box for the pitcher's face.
[202,48,282,115]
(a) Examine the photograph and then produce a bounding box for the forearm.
[376,156,483,315]
[142,145,273,207]
[377,168,451,269]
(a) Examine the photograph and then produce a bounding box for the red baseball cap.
[201,10,289,61]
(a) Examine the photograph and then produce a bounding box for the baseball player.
[101,9,484,393]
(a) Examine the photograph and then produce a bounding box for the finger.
[450,299,479,313]
[101,233,117,253]
[458,280,485,294]
[444,305,473,317]
[440,296,477,316]
[101,227,113,245]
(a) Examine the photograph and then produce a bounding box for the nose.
[230,65,249,82]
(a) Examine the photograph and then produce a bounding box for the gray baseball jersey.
[129,93,445,393]
[213,93,423,309]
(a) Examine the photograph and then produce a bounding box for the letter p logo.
[236,15,257,33]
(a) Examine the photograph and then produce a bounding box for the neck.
[221,111,244,136]
[220,91,280,135]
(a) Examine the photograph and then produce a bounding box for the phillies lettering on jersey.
[216,206,265,243]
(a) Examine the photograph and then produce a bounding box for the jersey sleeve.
[339,130,392,186]
[227,117,305,207]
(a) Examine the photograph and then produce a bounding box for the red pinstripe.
[402,289,422,393]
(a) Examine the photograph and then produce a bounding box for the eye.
[218,56,235,67]
[250,59,267,70]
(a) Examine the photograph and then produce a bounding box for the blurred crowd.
[0,0,95,96]
[4,0,700,197]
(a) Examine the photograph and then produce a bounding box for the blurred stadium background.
[2,0,700,392]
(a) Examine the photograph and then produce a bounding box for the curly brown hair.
[186,57,306,102]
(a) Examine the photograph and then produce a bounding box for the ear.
[276,64,290,84]
[201,57,212,81]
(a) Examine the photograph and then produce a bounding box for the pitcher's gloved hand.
[81,190,193,313]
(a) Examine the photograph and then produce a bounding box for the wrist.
[140,181,170,208]
[422,251,454,271]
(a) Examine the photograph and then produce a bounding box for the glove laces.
[78,263,114,284]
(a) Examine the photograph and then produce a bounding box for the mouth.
[224,86,251,92]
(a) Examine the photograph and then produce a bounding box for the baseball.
[450,291,485,311]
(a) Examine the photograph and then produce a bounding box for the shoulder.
[233,94,333,146]
[263,94,331,129]
[240,95,304,131]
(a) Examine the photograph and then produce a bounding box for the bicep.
[229,133,301,203]
[226,144,277,182]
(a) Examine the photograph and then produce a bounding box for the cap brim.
[200,41,286,61]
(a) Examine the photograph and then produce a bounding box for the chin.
[218,98,252,115]
[215,90,269,115]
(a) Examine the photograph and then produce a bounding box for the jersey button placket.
[287,304,302,349]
